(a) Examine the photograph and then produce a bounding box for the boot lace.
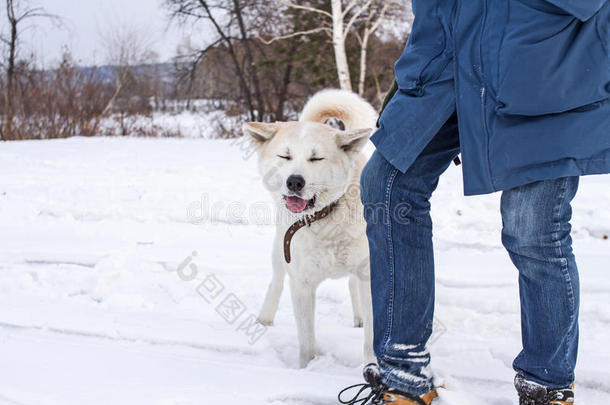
[339,363,386,405]
[338,382,386,405]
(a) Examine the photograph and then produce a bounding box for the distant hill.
[76,62,177,86]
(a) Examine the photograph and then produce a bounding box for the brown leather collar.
[283,201,338,263]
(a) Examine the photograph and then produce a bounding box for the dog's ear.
[336,128,372,153]
[242,122,279,144]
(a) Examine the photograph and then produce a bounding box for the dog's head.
[243,121,371,216]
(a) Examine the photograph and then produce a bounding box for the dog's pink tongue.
[285,196,308,213]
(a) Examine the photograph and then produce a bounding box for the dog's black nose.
[286,175,305,193]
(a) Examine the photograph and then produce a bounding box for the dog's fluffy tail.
[299,89,377,131]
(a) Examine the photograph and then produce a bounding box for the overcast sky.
[3,0,205,67]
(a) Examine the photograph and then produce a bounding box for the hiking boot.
[515,374,575,405]
[379,390,439,405]
[338,363,438,405]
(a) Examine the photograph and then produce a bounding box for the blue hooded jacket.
[372,0,610,195]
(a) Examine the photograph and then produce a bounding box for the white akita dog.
[243,89,376,367]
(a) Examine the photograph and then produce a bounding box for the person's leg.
[501,177,580,389]
[360,114,460,395]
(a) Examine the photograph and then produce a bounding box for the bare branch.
[343,0,373,38]
[342,0,359,18]
[275,0,332,18]
[258,26,330,44]
[16,7,59,23]
[369,0,390,34]
[178,37,223,84]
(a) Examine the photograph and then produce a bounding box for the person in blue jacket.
[339,1,609,404]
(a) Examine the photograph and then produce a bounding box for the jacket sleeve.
[543,0,608,21]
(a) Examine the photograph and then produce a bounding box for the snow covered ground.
[0,137,609,405]
[98,109,235,139]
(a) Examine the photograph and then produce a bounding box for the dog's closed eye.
[309,157,325,162]
[278,155,292,160]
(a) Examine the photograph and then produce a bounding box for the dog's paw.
[299,352,316,368]
[257,317,274,326]
[353,317,363,328]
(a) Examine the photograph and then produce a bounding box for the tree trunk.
[196,0,257,121]
[232,0,266,121]
[275,63,293,121]
[3,0,17,140]
[274,39,298,121]
[358,28,371,96]
[330,0,352,91]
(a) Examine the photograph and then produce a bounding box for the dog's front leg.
[289,278,317,367]
[349,275,363,327]
[258,245,286,326]
[359,278,375,364]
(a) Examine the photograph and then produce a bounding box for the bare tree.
[266,0,351,90]
[166,0,408,124]
[355,0,390,95]
[166,0,268,122]
[0,0,58,140]
[98,21,157,117]
[264,0,406,93]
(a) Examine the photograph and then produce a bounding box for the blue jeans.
[360,114,580,394]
